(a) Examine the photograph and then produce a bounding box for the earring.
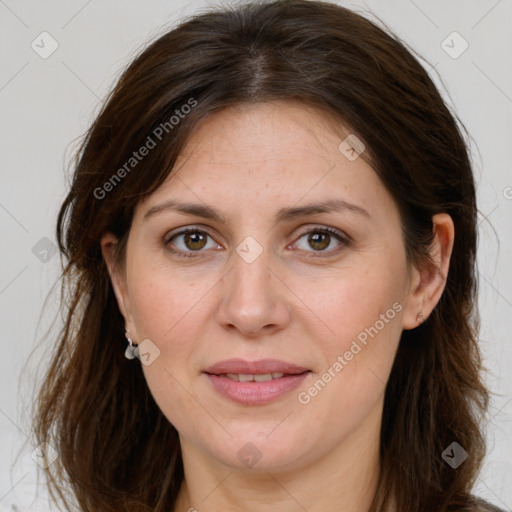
[416,312,424,325]
[124,329,139,360]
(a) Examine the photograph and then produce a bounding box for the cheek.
[127,263,220,400]
[127,260,215,341]
[127,269,209,429]
[295,257,405,349]
[292,251,407,413]
[295,280,403,443]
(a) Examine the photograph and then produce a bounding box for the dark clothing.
[471,496,508,511]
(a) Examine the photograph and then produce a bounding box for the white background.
[0,0,511,510]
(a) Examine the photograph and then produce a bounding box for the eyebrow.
[143,198,370,224]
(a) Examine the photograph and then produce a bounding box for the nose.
[215,241,292,338]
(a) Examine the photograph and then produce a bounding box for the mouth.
[203,359,312,405]
[203,357,310,376]
[216,372,291,382]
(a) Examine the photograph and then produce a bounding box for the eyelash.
[164,225,350,259]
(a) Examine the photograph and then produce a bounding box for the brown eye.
[182,231,208,250]
[307,232,331,251]
[165,228,217,257]
[293,226,349,256]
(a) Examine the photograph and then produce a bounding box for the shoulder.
[467,496,507,512]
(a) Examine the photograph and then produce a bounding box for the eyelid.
[163,224,214,244]
[164,224,351,257]
[294,224,350,242]
[164,223,349,242]
[290,225,350,257]
[164,225,221,258]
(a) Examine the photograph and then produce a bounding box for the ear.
[101,232,136,331]
[402,213,455,330]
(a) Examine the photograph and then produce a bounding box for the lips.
[203,358,311,405]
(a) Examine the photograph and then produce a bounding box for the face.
[105,101,423,473]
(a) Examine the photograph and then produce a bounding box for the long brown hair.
[33,1,490,510]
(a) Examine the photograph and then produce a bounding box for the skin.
[101,101,454,512]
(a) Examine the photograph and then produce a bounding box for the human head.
[35,1,487,510]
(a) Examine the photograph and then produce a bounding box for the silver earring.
[416,312,424,325]
[124,329,139,360]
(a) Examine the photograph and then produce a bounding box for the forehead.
[174,100,350,168]
[134,100,396,227]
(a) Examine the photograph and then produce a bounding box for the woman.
[33,0,506,510]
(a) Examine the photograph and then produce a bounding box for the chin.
[199,426,317,473]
